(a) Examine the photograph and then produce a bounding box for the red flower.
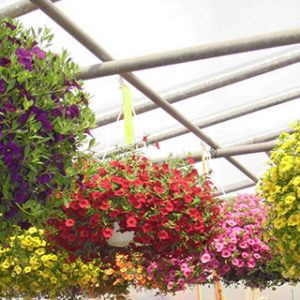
[155,141,160,149]
[183,194,192,203]
[69,201,80,210]
[142,136,147,142]
[103,227,113,238]
[165,202,174,212]
[65,219,75,227]
[80,228,90,238]
[143,223,153,232]
[79,199,90,208]
[126,216,137,227]
[158,230,169,240]
[100,200,110,210]
[99,167,106,176]
[89,213,101,227]
[187,157,195,164]
[154,181,164,194]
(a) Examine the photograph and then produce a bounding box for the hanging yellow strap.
[202,144,207,176]
[122,85,135,145]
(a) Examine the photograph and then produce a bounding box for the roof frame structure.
[27,0,262,184]
[1,0,299,193]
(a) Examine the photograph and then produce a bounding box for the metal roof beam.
[94,48,300,127]
[218,181,256,196]
[153,140,277,164]
[78,28,300,80]
[0,0,61,19]
[95,87,299,156]
[29,0,258,183]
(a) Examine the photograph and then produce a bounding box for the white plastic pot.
[107,223,134,247]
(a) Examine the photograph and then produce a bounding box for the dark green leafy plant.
[0,18,95,240]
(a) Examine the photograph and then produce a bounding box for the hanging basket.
[107,223,134,247]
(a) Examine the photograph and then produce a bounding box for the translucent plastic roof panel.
[1,0,299,196]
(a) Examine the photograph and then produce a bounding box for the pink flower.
[253,253,261,259]
[223,264,231,272]
[239,241,247,249]
[227,219,236,227]
[180,263,188,271]
[242,252,249,259]
[221,249,231,258]
[237,260,245,268]
[228,244,237,251]
[215,243,224,252]
[247,238,255,246]
[201,253,211,263]
[247,258,256,269]
[184,269,192,277]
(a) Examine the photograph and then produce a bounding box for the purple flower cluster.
[0,19,94,228]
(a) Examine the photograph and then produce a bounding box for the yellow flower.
[274,218,286,229]
[14,265,22,275]
[28,227,37,234]
[24,266,31,273]
[1,261,10,269]
[285,195,296,205]
[50,276,57,284]
[287,214,299,226]
[35,248,45,255]
[81,264,89,272]
[290,240,297,250]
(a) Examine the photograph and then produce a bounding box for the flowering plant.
[260,121,300,280]
[0,226,102,299]
[0,18,95,236]
[145,255,209,294]
[48,153,220,262]
[87,252,152,300]
[200,194,276,288]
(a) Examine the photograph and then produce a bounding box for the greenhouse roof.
[1,0,299,196]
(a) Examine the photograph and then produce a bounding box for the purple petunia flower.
[0,57,11,67]
[41,119,53,131]
[84,128,93,136]
[14,185,26,203]
[65,105,80,118]
[4,102,16,112]
[72,79,83,90]
[3,141,21,157]
[4,207,19,219]
[0,78,5,94]
[31,47,46,60]
[38,173,54,184]
[15,48,34,71]
[4,21,17,30]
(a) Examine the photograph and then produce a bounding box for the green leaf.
[88,137,95,149]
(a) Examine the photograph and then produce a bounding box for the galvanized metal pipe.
[218,181,256,195]
[29,0,258,183]
[78,27,300,80]
[95,87,299,157]
[95,48,300,127]
[153,140,277,164]
[0,0,61,19]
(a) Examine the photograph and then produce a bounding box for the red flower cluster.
[48,154,220,261]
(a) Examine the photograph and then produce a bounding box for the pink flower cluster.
[201,193,273,277]
[146,256,209,293]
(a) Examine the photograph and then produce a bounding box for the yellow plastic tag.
[122,85,135,145]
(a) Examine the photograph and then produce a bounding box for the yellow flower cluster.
[260,121,300,280]
[0,226,102,299]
